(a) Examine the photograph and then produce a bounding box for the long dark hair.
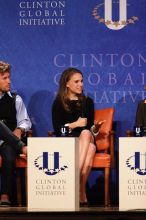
[56,67,86,112]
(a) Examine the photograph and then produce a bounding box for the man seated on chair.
[0,61,31,207]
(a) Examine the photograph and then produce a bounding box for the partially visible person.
[0,61,31,206]
[52,67,104,205]
[134,86,146,136]
[135,96,146,128]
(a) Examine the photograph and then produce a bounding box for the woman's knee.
[85,144,96,162]
[81,165,90,177]
[80,129,92,140]
[89,143,96,154]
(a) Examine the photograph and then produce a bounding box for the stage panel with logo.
[27,137,79,211]
[119,137,146,211]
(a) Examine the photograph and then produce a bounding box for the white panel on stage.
[27,137,79,211]
[119,137,146,211]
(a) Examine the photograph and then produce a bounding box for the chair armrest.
[126,130,134,137]
[48,131,55,137]
[27,130,33,137]
[109,130,115,168]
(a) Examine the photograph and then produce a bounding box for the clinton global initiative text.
[19,18,65,25]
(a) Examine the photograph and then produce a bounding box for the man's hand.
[13,127,24,139]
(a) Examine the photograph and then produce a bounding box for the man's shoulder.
[11,92,17,99]
[8,92,23,103]
[7,91,17,98]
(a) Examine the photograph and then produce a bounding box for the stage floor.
[0,206,146,220]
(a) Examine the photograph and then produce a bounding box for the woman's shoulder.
[85,96,94,104]
[52,97,62,108]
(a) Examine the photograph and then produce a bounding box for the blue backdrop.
[0,0,146,204]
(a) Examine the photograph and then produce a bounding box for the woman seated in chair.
[52,67,104,205]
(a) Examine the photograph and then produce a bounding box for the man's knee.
[1,144,16,165]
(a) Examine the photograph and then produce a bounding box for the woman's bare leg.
[80,143,96,202]
[79,130,96,202]
[79,130,93,171]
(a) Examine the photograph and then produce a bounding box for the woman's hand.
[69,117,87,129]
[93,120,106,133]
[76,117,87,127]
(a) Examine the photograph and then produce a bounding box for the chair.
[126,130,134,137]
[0,130,32,206]
[92,107,115,206]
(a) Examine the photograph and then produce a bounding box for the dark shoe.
[0,200,11,207]
[80,201,89,207]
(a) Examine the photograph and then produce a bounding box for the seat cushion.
[16,154,27,168]
[92,153,111,168]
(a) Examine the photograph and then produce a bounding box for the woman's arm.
[52,99,65,135]
[69,117,87,130]
[86,97,94,129]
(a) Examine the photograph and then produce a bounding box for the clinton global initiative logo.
[126,152,146,175]
[34,152,68,175]
[92,0,139,30]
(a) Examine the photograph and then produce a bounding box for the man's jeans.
[0,120,25,196]
[0,120,25,151]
